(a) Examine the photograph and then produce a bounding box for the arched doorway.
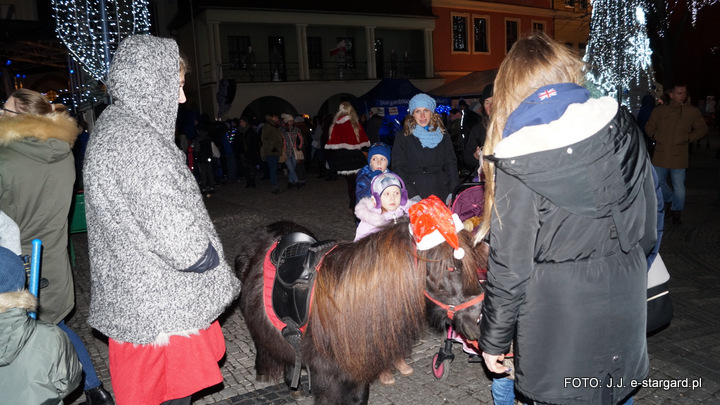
[241,96,297,122]
[316,93,357,120]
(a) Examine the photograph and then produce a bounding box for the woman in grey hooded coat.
[84,35,241,404]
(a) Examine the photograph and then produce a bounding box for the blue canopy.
[353,78,450,144]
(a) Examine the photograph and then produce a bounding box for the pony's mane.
[309,218,426,383]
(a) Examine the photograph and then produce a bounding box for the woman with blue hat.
[392,93,459,203]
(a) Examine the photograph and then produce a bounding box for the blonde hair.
[475,32,585,242]
[402,110,446,136]
[329,102,361,141]
[8,89,67,116]
[179,51,190,76]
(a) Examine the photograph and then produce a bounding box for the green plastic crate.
[69,193,87,233]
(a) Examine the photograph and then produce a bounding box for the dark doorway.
[242,96,297,122]
[375,38,384,78]
[268,36,286,81]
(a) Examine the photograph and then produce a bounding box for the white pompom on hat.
[408,195,465,259]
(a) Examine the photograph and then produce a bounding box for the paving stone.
[66,135,720,404]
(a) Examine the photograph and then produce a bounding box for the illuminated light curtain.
[583,0,655,111]
[52,0,151,83]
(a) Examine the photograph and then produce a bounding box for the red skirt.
[108,321,225,405]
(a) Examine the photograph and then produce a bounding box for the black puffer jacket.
[479,97,656,404]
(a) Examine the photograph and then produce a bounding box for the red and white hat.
[408,195,465,259]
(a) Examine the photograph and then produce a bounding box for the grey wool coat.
[84,35,241,344]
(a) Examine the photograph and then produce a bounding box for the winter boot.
[82,384,115,405]
[672,210,682,225]
[663,202,672,218]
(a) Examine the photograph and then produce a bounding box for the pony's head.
[409,196,487,341]
[421,231,487,341]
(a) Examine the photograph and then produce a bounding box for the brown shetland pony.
[236,219,486,404]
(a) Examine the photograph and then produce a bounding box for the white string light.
[687,0,720,25]
[584,0,655,111]
[52,0,151,83]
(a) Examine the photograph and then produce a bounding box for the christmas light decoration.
[52,0,151,83]
[59,55,108,112]
[685,0,719,25]
[645,0,720,39]
[584,0,656,111]
[226,127,237,144]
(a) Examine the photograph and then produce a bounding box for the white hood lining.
[494,97,618,158]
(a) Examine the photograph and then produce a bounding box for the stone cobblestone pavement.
[65,134,720,404]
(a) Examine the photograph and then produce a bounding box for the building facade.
[173,1,445,120]
[432,0,554,84]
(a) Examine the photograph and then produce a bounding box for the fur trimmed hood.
[355,196,413,227]
[0,290,37,314]
[0,112,79,147]
[355,197,387,227]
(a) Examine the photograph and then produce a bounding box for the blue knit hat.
[368,142,391,165]
[0,246,25,294]
[409,93,436,114]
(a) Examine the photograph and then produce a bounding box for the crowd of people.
[0,31,712,405]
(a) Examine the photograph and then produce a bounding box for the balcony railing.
[216,60,426,83]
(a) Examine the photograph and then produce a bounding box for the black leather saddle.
[269,232,335,389]
[270,232,320,329]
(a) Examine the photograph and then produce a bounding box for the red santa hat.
[408,195,465,259]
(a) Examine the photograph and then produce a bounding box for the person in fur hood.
[0,89,116,404]
[0,244,82,404]
[0,89,79,327]
[84,35,241,405]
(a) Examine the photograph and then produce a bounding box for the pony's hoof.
[256,374,270,383]
[395,359,414,376]
[379,370,396,385]
[290,388,308,400]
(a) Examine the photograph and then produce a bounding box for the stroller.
[451,181,485,236]
[431,182,486,380]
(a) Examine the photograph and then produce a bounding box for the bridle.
[424,289,485,321]
[412,239,486,321]
[423,263,486,320]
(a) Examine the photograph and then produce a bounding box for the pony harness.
[262,232,335,388]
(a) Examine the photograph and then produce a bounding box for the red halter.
[413,243,486,321]
[424,290,485,321]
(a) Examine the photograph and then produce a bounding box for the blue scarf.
[503,83,590,139]
[413,125,443,148]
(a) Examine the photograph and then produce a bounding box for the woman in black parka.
[477,33,657,405]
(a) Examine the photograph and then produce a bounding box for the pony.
[236,219,487,404]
